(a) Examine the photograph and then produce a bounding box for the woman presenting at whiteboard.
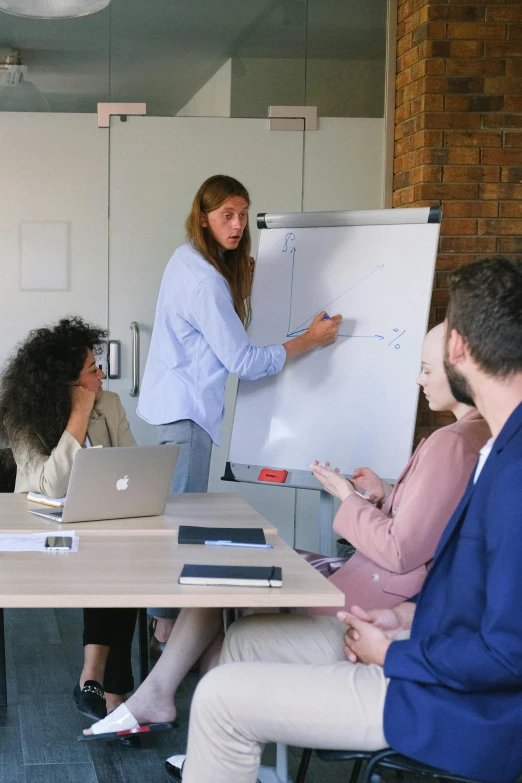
[137,174,341,650]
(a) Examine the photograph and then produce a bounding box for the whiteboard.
[228,218,439,482]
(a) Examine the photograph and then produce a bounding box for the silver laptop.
[28,445,179,523]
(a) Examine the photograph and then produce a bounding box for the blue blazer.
[383,401,522,783]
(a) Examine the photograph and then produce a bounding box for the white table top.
[0,531,344,609]
[0,492,277,535]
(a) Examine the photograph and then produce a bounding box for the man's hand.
[311,461,353,502]
[338,610,392,666]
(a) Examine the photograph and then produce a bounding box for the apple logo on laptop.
[116,475,129,491]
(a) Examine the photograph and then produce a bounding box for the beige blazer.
[13,391,136,497]
[309,409,491,616]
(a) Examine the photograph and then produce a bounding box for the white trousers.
[182,613,388,783]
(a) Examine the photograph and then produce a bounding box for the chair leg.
[349,758,365,783]
[361,750,399,783]
[0,609,6,707]
[138,608,149,684]
[295,749,313,783]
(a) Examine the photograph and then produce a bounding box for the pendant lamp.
[0,0,110,18]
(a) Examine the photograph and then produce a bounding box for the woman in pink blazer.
[310,323,490,615]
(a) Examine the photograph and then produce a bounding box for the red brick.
[397,47,420,72]
[400,186,418,205]
[424,112,482,129]
[504,132,522,147]
[396,69,412,90]
[439,236,497,252]
[445,95,504,111]
[447,22,506,39]
[445,58,505,77]
[392,191,402,208]
[394,170,412,189]
[498,237,522,252]
[443,165,500,182]
[410,165,442,184]
[404,10,421,34]
[485,40,522,57]
[411,58,446,80]
[478,218,522,234]
[482,149,522,165]
[505,96,522,112]
[444,130,502,147]
[480,183,522,199]
[426,5,485,21]
[500,202,522,217]
[449,40,484,57]
[501,167,522,182]
[484,77,522,93]
[446,147,480,164]
[440,218,478,234]
[483,114,522,129]
[509,24,522,38]
[506,60,522,77]
[412,130,444,150]
[486,6,522,23]
[394,151,417,173]
[435,253,475,269]
[413,22,448,45]
[398,0,415,24]
[416,147,448,165]
[416,183,479,199]
[395,137,412,157]
[443,200,498,217]
[431,289,451,306]
[396,103,412,124]
[397,32,414,56]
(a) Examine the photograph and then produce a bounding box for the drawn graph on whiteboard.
[281,232,405,348]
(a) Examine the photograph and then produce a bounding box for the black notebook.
[179,564,283,588]
[177,525,267,546]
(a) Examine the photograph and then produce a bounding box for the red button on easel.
[258,468,288,483]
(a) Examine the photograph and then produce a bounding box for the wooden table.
[0,492,277,535]
[0,493,343,708]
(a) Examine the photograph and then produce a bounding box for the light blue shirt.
[137,243,286,445]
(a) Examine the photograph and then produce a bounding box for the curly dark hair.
[0,316,107,457]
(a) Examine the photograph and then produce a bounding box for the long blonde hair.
[186,174,252,327]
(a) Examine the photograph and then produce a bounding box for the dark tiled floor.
[1,609,406,783]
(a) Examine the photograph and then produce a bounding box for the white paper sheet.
[0,531,79,552]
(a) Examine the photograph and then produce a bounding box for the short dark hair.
[0,316,107,456]
[447,257,522,377]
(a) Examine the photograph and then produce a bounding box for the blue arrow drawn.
[286,262,385,338]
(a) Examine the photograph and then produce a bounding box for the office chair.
[296,747,484,783]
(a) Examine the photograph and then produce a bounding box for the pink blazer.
[309,410,490,616]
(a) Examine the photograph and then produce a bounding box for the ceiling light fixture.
[0,0,110,19]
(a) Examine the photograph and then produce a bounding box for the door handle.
[130,321,140,397]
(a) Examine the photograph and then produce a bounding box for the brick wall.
[393,0,522,441]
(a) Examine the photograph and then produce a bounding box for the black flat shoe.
[73,680,107,721]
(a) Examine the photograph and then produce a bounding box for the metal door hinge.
[268,105,317,131]
[97,102,147,128]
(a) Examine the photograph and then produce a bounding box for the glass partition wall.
[0,0,387,119]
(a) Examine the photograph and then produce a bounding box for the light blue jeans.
[148,419,213,618]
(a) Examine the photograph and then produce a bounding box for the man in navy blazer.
[164,256,522,783]
[341,256,522,783]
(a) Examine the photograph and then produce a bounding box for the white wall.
[177,59,232,117]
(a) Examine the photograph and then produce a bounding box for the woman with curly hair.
[0,316,137,722]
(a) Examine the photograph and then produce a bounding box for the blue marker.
[322,313,330,320]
